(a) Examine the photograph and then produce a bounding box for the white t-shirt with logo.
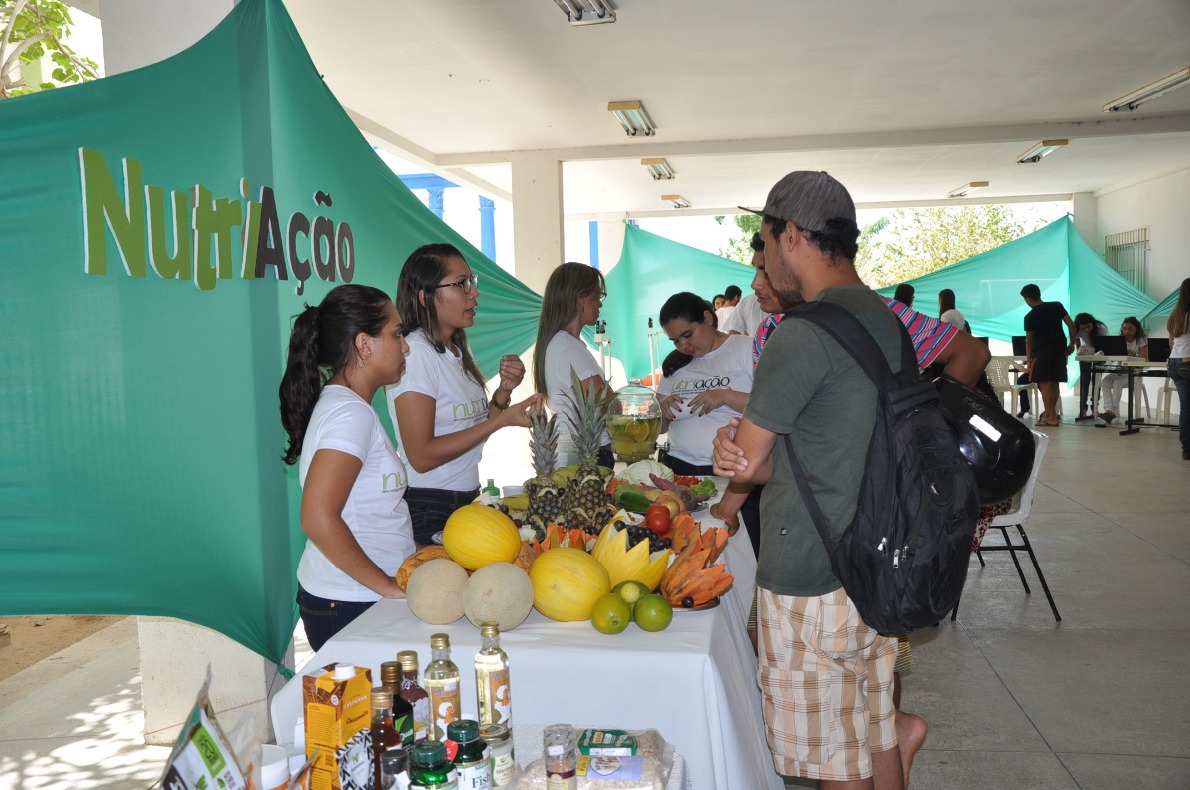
[658,334,754,466]
[297,385,416,602]
[386,330,489,491]
[720,294,767,336]
[543,331,608,457]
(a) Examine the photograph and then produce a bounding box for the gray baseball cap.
[740,171,856,232]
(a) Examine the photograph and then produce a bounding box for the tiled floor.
[1,402,1186,790]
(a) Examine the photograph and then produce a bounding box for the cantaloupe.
[463,562,535,631]
[405,558,469,624]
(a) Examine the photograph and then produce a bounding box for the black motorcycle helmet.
[934,375,1036,505]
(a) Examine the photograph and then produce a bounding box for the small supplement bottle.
[479,723,515,788]
[409,740,458,790]
[447,719,491,789]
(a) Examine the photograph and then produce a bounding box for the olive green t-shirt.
[745,285,905,597]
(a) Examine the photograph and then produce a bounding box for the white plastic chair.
[952,431,1060,621]
[1155,376,1176,426]
[985,357,1037,415]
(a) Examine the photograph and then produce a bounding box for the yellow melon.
[528,547,611,622]
[405,558,469,624]
[463,562,535,631]
[442,504,521,570]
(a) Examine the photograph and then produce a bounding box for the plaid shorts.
[756,587,899,781]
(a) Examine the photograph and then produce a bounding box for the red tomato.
[645,508,671,536]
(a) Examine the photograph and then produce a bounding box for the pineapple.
[523,411,563,540]
[561,370,616,534]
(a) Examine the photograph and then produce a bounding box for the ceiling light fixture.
[947,181,989,198]
[662,194,690,209]
[641,158,675,180]
[1102,66,1190,112]
[553,0,615,26]
[1015,139,1067,164]
[608,100,655,136]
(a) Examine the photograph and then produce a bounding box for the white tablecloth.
[270,481,781,790]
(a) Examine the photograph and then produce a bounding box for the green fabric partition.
[602,223,756,380]
[1143,286,1180,325]
[0,0,541,666]
[875,216,1156,383]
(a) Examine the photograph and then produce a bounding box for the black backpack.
[782,301,980,634]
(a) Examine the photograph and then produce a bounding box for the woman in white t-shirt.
[533,262,614,468]
[388,244,538,544]
[938,289,966,332]
[657,292,753,474]
[1166,278,1190,461]
[1097,316,1148,424]
[279,284,416,650]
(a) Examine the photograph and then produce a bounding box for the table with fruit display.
[270,445,781,790]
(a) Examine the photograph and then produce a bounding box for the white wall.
[1095,164,1190,305]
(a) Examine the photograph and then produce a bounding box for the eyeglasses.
[587,290,607,302]
[429,273,479,295]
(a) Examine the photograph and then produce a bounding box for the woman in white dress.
[938,288,966,331]
[389,244,537,544]
[279,284,416,650]
[533,262,613,468]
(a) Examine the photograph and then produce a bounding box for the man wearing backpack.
[713,171,930,790]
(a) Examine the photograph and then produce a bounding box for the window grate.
[1104,228,1148,293]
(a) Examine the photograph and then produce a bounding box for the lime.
[633,594,673,632]
[612,580,650,610]
[590,593,632,635]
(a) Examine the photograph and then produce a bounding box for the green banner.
[0,0,541,665]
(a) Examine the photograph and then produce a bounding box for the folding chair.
[952,431,1060,621]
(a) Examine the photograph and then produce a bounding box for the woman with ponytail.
[279,284,414,650]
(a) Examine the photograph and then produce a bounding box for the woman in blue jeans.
[1166,278,1190,461]
[279,285,416,650]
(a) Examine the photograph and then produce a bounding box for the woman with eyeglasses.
[388,243,538,545]
[533,262,614,468]
[279,284,415,650]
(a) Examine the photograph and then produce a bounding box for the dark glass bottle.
[447,719,491,790]
[408,740,458,789]
[371,688,403,790]
[381,660,416,746]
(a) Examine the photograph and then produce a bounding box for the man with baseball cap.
[714,171,926,789]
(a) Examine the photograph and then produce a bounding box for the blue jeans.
[1168,358,1190,454]
[296,586,376,652]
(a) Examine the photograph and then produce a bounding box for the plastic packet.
[155,668,260,790]
[520,728,674,790]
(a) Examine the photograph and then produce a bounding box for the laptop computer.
[1091,335,1128,356]
[1146,337,1170,363]
[1011,335,1027,355]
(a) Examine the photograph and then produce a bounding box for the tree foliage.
[715,213,762,265]
[855,205,1046,288]
[1,0,99,99]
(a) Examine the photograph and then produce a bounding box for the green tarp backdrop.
[0,0,542,666]
[874,216,1157,383]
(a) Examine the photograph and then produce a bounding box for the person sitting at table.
[1167,277,1190,461]
[388,244,538,545]
[1074,311,1109,419]
[938,288,966,331]
[534,262,614,469]
[1097,316,1148,425]
[279,284,416,651]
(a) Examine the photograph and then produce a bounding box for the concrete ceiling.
[285,0,1190,217]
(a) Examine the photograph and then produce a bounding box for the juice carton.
[303,664,373,790]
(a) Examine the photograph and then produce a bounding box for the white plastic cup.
[261,744,290,790]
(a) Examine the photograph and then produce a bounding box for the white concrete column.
[510,155,564,293]
[98,0,290,746]
[596,217,628,274]
[1071,192,1099,254]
